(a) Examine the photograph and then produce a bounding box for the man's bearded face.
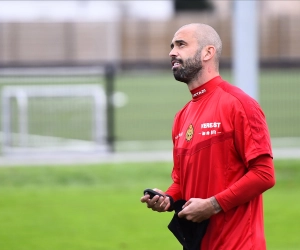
[171,49,203,84]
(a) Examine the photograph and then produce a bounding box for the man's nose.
[169,47,177,57]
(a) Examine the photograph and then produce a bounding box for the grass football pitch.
[0,159,299,250]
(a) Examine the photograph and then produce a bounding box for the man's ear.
[203,45,216,62]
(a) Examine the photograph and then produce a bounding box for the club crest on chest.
[185,124,194,141]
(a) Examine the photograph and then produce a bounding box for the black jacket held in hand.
[168,200,209,250]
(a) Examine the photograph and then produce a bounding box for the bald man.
[141,23,275,250]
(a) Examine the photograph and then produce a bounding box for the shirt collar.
[190,76,223,101]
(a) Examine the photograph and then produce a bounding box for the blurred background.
[0,0,300,164]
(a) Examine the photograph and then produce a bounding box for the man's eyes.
[170,42,186,49]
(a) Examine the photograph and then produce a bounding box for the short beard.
[172,52,203,84]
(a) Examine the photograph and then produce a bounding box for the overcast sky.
[0,1,174,22]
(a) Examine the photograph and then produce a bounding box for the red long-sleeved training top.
[165,76,275,250]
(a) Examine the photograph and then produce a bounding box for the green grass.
[264,159,300,249]
[0,162,178,250]
[0,159,299,250]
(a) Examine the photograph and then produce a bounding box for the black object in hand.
[143,189,164,199]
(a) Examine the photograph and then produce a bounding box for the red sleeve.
[165,178,181,201]
[165,151,182,201]
[231,91,273,164]
[215,154,275,212]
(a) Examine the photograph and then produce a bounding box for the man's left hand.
[178,197,221,223]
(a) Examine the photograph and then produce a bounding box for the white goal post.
[1,84,108,155]
[0,65,115,156]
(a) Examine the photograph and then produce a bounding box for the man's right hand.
[140,188,171,212]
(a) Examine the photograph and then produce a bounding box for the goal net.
[0,65,113,156]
